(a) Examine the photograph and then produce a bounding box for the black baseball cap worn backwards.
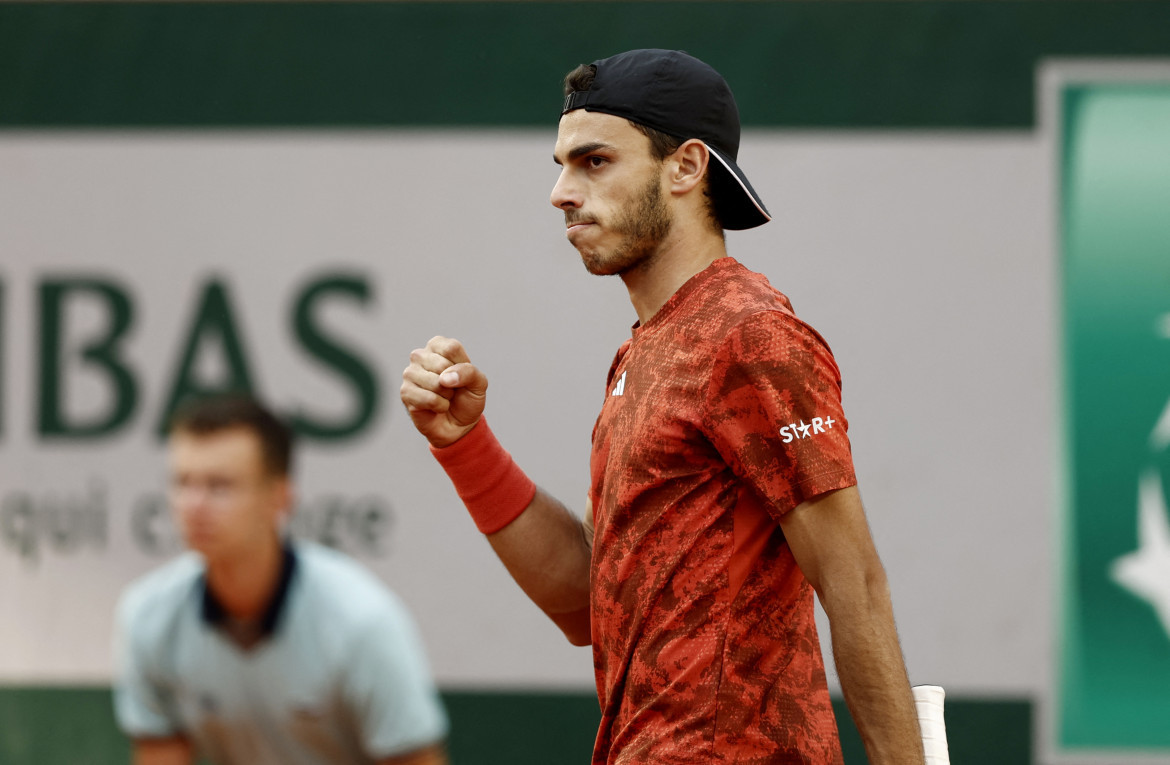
[561,48,771,231]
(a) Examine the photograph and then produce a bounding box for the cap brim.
[705,144,771,230]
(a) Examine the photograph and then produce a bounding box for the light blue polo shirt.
[114,542,448,764]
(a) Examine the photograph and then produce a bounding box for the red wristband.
[429,418,537,534]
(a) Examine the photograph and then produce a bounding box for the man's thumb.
[439,363,488,396]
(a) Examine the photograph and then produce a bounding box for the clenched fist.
[400,336,489,448]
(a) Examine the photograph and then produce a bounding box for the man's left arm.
[778,485,924,765]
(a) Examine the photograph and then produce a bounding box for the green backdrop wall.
[3,0,1170,129]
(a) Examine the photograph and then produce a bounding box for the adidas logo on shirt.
[612,371,627,397]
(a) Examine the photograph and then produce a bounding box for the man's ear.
[669,139,711,194]
[269,476,294,525]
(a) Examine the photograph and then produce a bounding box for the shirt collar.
[200,542,298,638]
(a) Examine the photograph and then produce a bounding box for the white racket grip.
[912,685,951,764]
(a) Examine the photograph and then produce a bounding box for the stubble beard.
[577,172,672,277]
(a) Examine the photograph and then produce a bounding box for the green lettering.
[157,279,256,435]
[291,275,379,440]
[37,278,138,438]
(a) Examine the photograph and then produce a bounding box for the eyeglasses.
[169,477,258,504]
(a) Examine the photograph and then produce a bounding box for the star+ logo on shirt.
[779,417,836,444]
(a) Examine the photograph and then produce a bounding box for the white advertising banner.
[1,130,1050,695]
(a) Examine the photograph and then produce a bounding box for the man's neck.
[621,227,728,325]
[204,536,284,622]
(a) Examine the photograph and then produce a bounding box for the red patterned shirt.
[588,257,854,764]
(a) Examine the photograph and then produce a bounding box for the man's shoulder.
[292,542,407,626]
[117,553,203,640]
[294,540,383,588]
[718,260,798,319]
[671,258,798,334]
[712,260,836,349]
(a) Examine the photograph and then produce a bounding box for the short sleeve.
[111,589,180,739]
[703,310,856,517]
[342,591,449,758]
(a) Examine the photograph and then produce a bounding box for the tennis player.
[401,49,922,764]
[113,394,449,765]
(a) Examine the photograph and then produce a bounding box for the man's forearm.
[423,411,593,644]
[826,574,924,765]
[485,486,593,645]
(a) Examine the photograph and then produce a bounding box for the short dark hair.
[169,393,293,477]
[563,63,723,232]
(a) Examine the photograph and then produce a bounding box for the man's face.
[551,110,673,276]
[168,427,288,563]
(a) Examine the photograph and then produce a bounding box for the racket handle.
[912,685,950,764]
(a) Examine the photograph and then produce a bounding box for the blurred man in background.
[113,393,448,765]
